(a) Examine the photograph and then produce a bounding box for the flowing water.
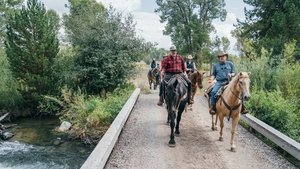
[0,117,94,169]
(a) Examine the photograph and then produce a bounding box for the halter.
[220,75,249,121]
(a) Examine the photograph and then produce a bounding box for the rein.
[220,76,247,121]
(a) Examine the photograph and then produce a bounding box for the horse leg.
[230,115,240,152]
[175,102,185,135]
[168,111,176,147]
[218,114,224,141]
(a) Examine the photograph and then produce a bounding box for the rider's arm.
[193,62,196,70]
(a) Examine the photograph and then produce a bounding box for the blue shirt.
[212,61,235,81]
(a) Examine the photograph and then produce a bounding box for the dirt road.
[105,66,296,169]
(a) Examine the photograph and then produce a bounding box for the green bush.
[247,88,300,142]
[55,84,135,140]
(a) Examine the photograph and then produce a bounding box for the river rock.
[1,131,14,140]
[58,121,72,132]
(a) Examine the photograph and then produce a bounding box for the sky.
[40,0,249,54]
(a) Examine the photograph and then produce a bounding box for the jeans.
[210,81,223,106]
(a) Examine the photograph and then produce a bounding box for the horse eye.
[239,81,243,84]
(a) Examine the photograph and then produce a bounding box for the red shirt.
[162,54,186,73]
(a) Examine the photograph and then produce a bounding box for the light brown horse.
[188,71,205,104]
[211,72,251,152]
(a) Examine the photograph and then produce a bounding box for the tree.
[64,0,145,95]
[155,0,226,55]
[237,0,300,57]
[221,36,230,52]
[5,0,60,108]
[0,0,23,46]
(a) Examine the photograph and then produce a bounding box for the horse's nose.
[244,95,250,101]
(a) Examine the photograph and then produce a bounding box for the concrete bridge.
[80,87,299,169]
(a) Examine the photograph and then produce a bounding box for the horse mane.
[228,72,249,88]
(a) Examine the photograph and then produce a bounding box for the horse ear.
[239,72,243,76]
[173,79,178,88]
[247,72,251,76]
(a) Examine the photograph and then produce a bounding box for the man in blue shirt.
[209,52,235,114]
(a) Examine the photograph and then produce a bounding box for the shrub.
[247,88,299,142]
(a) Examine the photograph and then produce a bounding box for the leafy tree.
[64,0,145,95]
[238,0,300,57]
[0,0,23,46]
[155,0,226,54]
[5,0,60,108]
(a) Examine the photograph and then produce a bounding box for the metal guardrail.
[240,114,300,161]
[81,88,140,169]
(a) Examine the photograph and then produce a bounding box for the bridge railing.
[80,88,140,169]
[240,114,300,161]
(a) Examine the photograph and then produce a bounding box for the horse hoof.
[219,137,223,141]
[231,147,236,152]
[211,127,217,131]
[175,131,180,136]
[168,142,176,147]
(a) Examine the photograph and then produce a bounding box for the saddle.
[164,74,188,87]
[204,81,229,100]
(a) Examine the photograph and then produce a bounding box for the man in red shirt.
[157,46,193,106]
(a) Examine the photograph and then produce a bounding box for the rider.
[157,46,193,106]
[209,51,248,114]
[186,55,196,74]
[209,52,235,114]
[148,59,158,77]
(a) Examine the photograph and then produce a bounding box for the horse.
[187,70,205,108]
[147,68,161,90]
[165,74,188,147]
[208,72,251,152]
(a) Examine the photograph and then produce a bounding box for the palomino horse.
[210,72,251,152]
[188,71,205,107]
[165,74,188,147]
[147,68,161,89]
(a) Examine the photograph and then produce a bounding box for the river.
[0,117,94,169]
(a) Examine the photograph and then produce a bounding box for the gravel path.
[105,90,296,169]
[105,65,297,169]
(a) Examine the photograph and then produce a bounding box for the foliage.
[5,0,60,109]
[0,0,23,46]
[238,0,300,57]
[247,88,300,142]
[236,42,300,142]
[155,0,226,55]
[54,84,135,141]
[63,0,145,95]
[0,48,22,108]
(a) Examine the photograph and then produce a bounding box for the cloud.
[97,0,141,12]
[133,11,171,49]
[97,0,171,49]
[212,12,238,54]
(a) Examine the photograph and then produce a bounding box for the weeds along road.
[105,65,296,169]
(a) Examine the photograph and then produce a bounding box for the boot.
[157,96,163,106]
[187,84,194,105]
[209,104,216,115]
[241,104,249,114]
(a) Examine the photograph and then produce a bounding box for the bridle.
[221,75,249,120]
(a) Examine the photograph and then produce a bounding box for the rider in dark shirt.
[186,55,196,74]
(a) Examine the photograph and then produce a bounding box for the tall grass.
[41,83,135,141]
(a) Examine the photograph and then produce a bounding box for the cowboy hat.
[170,46,177,51]
[217,51,228,57]
[187,55,193,59]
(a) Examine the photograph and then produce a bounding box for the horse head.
[196,71,205,89]
[235,72,251,101]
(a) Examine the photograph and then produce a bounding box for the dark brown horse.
[165,74,188,147]
[188,71,205,104]
[147,68,161,90]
